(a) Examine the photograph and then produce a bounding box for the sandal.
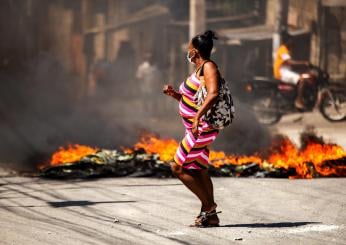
[190,208,222,227]
[195,203,217,221]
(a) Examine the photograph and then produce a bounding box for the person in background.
[136,52,162,115]
[273,31,311,109]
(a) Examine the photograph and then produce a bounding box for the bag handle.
[195,60,211,77]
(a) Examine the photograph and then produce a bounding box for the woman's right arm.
[163,85,182,101]
[171,91,182,101]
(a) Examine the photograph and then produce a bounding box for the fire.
[134,134,345,178]
[49,144,98,166]
[268,137,345,178]
[209,151,262,168]
[134,134,179,162]
[134,134,263,167]
[45,133,345,178]
[133,134,263,167]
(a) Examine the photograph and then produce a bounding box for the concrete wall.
[325,7,346,79]
[265,0,276,28]
[49,4,73,71]
[288,0,319,65]
[288,0,346,80]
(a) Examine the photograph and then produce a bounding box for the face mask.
[186,51,195,63]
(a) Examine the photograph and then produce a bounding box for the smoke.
[0,53,138,171]
[0,54,273,172]
[0,1,273,172]
[213,99,272,154]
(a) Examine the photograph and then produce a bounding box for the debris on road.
[39,130,346,179]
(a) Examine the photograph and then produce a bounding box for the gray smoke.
[0,53,137,171]
[0,54,273,172]
[0,1,273,172]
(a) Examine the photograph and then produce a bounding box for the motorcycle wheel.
[320,91,346,122]
[252,97,282,125]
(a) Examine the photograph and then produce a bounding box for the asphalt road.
[0,177,345,245]
[271,111,346,148]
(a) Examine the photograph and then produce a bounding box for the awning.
[322,0,346,7]
[85,4,169,34]
[218,25,274,43]
[218,25,310,45]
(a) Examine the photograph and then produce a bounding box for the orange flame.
[268,138,345,178]
[134,134,179,162]
[45,134,346,178]
[134,135,263,168]
[49,144,98,166]
[134,134,346,178]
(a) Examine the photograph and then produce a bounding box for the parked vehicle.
[243,65,346,124]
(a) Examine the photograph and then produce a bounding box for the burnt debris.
[40,148,346,179]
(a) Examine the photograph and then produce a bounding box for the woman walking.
[163,30,222,227]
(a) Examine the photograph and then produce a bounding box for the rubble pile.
[41,149,171,179]
[40,148,346,179]
[40,129,346,179]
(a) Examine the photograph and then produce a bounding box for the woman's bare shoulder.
[203,60,218,74]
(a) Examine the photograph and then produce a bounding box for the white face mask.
[186,51,195,64]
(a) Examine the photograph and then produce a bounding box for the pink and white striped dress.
[173,73,219,170]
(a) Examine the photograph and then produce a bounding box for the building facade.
[0,0,345,96]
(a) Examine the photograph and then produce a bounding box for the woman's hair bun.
[191,30,217,59]
[203,30,218,41]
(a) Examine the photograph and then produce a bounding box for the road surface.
[0,177,345,245]
[271,111,346,148]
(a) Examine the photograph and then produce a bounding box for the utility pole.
[189,0,206,72]
[273,0,289,61]
[189,0,206,40]
[317,0,326,70]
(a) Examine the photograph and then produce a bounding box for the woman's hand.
[163,85,175,96]
[191,116,199,138]
[163,84,182,101]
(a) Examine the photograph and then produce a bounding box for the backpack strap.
[197,61,222,90]
[197,60,220,78]
[195,60,210,78]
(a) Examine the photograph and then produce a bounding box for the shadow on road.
[0,200,136,208]
[117,183,182,187]
[47,200,136,207]
[220,221,321,228]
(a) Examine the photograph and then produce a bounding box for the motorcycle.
[242,65,346,124]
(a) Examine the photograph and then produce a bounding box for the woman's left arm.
[192,62,219,136]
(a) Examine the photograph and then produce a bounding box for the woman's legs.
[172,128,218,207]
[171,162,220,225]
[171,162,210,206]
[197,169,219,225]
[198,169,216,210]
[171,163,219,219]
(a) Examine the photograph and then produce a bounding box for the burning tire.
[252,97,282,125]
[320,91,346,122]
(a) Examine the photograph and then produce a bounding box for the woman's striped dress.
[173,73,219,170]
